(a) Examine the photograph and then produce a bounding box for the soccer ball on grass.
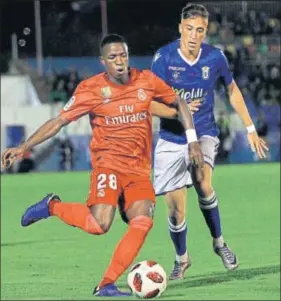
[127,260,167,298]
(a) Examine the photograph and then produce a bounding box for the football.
[127,260,167,298]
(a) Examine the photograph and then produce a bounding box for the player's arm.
[1,116,69,169]
[1,81,97,169]
[151,70,204,180]
[173,95,197,132]
[150,69,197,130]
[152,94,197,134]
[23,116,70,150]
[219,50,268,159]
[155,96,204,181]
[151,101,177,119]
[172,95,205,181]
[227,80,254,128]
[227,80,268,158]
[151,100,201,118]
[150,52,179,119]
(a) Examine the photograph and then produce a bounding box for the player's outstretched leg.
[193,163,238,271]
[21,193,60,226]
[93,200,154,297]
[21,195,109,236]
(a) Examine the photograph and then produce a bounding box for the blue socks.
[168,218,187,257]
[199,191,222,238]
[168,191,224,261]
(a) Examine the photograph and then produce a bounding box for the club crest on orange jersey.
[202,66,210,80]
[101,86,112,98]
[137,88,147,101]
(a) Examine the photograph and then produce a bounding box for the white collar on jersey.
[177,48,202,66]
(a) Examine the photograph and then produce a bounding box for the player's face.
[100,43,129,83]
[179,16,208,53]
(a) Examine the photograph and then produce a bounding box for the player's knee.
[168,210,185,226]
[98,222,111,233]
[93,214,113,234]
[126,200,155,221]
[84,214,106,235]
[85,218,113,234]
[129,215,153,233]
[166,190,186,212]
[197,180,213,197]
[87,204,115,234]
[166,200,185,224]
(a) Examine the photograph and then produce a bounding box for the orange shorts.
[87,167,155,212]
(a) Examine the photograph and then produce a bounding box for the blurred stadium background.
[1,1,280,300]
[1,0,280,173]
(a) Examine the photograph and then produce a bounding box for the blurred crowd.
[46,6,280,109]
[44,6,280,165]
[47,69,81,104]
[210,8,280,108]
[211,8,280,36]
[1,2,280,170]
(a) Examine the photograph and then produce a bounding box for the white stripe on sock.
[200,191,215,202]
[168,217,186,230]
[168,221,187,233]
[199,199,218,210]
[199,192,218,210]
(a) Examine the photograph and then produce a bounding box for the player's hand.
[247,132,269,159]
[188,141,204,182]
[188,99,202,115]
[1,147,25,169]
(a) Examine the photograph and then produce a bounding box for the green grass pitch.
[1,163,280,300]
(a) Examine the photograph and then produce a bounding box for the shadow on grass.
[166,264,280,297]
[1,239,69,247]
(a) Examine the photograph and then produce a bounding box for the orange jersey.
[60,68,176,176]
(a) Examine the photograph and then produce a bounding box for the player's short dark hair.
[181,3,209,20]
[99,34,127,54]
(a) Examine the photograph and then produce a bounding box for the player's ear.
[178,23,182,35]
[99,56,105,66]
[203,30,207,39]
[203,29,208,40]
[204,20,209,37]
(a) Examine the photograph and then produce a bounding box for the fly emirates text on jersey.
[105,105,148,125]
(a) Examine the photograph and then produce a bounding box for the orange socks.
[99,215,153,287]
[49,202,153,287]
[49,201,104,235]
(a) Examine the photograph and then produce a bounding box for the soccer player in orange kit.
[1,34,204,297]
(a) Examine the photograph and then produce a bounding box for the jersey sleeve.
[218,50,233,86]
[151,49,167,81]
[151,72,176,105]
[60,81,99,121]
